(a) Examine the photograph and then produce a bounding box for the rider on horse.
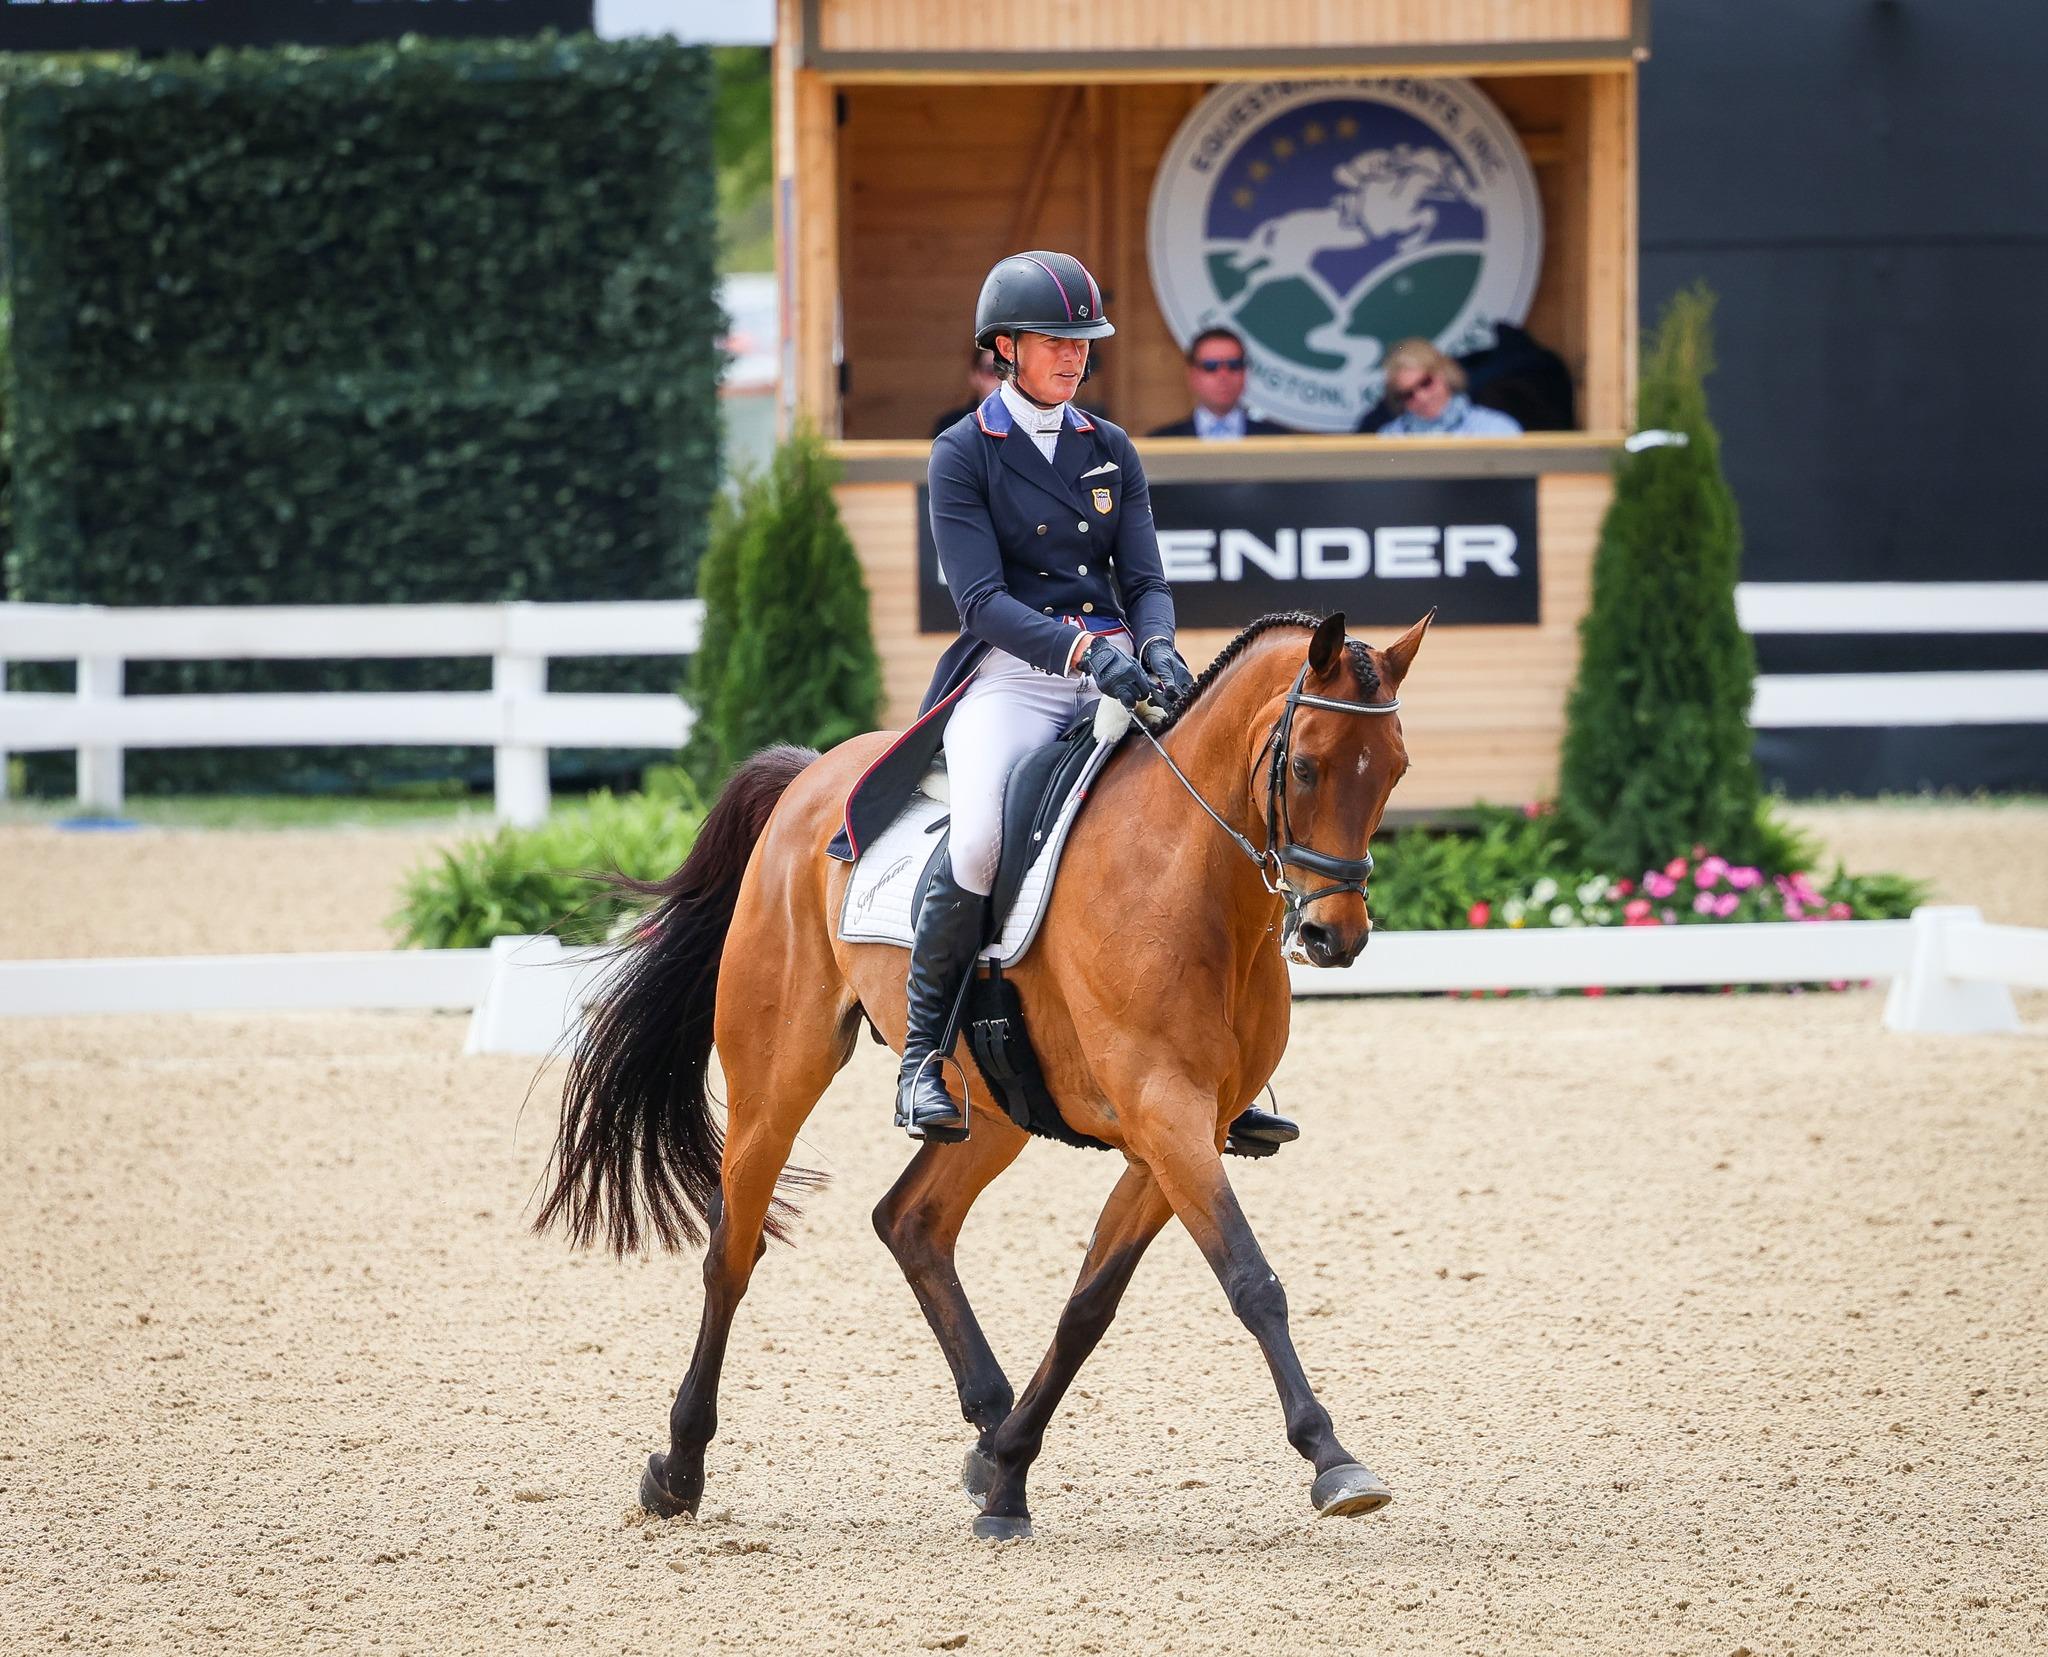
[854,250,1291,1153]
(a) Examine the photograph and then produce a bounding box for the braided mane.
[1154,611,1381,735]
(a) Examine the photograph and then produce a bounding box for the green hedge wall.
[1,35,720,793]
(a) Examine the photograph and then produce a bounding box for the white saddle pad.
[837,733,1122,966]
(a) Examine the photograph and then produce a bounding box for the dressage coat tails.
[829,389,1176,861]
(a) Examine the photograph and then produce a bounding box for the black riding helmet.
[973,251,1116,353]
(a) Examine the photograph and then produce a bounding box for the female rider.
[841,250,1190,1142]
[831,251,1287,1151]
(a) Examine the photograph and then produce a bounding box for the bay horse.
[536,609,1429,1538]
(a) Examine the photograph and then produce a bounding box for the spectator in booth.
[930,346,1002,438]
[1148,327,1290,439]
[1372,338,1525,437]
[1356,325,1573,433]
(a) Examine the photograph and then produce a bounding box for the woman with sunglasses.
[1377,338,1524,436]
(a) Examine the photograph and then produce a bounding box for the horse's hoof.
[972,1512,1033,1542]
[962,1446,997,1510]
[1310,1463,1393,1518]
[638,1453,698,1520]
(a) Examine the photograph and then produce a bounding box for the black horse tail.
[534,743,821,1257]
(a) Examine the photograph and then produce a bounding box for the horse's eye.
[1291,755,1315,786]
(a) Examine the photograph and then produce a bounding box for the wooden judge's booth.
[774,0,1647,811]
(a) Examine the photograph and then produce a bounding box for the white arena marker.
[464,936,620,1057]
[1882,907,2023,1036]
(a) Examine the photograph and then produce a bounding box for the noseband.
[1135,660,1401,935]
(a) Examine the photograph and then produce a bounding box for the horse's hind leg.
[641,1011,852,1518]
[973,1162,1174,1539]
[871,1124,1029,1501]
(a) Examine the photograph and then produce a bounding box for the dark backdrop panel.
[1643,0,2048,587]
[1640,243,2048,583]
[1755,726,2048,799]
[1642,0,2048,794]
[1643,0,2048,247]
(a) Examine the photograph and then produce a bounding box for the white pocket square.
[1079,462,1120,478]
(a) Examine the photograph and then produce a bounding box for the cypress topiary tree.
[681,424,882,783]
[1556,284,1766,873]
[677,477,745,789]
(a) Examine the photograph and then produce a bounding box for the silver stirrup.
[899,1050,971,1138]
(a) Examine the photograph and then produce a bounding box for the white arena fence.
[8,583,2041,819]
[0,599,704,826]
[1737,581,2048,727]
[1,907,2040,1052]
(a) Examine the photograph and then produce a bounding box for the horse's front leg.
[871,1126,1028,1502]
[974,1161,1174,1539]
[1135,1109,1393,1519]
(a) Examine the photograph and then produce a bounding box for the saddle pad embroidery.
[837,737,1120,964]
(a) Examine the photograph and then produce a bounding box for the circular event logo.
[1148,79,1543,432]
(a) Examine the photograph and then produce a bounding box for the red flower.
[1467,901,1492,928]
[1583,986,1608,998]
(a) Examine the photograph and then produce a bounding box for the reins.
[1131,660,1400,934]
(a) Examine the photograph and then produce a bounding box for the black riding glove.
[1140,638,1197,709]
[1079,634,1152,710]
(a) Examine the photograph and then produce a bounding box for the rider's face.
[1000,332,1088,405]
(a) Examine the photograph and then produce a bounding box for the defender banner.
[918,476,1539,634]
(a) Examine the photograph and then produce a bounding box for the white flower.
[1530,877,1559,905]
[1548,903,1575,927]
[1503,898,1526,924]
[1576,878,1608,906]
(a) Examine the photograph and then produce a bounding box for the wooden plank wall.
[815,0,1636,55]
[835,469,1611,811]
[838,76,1608,441]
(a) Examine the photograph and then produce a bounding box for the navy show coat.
[829,388,1177,861]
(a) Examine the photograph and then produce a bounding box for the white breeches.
[941,632,1124,895]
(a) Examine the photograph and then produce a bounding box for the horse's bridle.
[1134,661,1401,935]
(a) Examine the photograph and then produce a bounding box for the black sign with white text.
[0,0,592,55]
[917,476,1540,634]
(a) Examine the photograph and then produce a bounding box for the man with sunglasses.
[1149,327,1291,439]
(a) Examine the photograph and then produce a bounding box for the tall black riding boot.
[894,862,987,1143]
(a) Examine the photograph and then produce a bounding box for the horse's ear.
[1308,612,1346,676]
[1379,609,1434,691]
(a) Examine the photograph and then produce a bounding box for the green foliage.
[0,35,721,793]
[712,46,773,272]
[393,783,703,949]
[1373,806,1926,937]
[682,425,881,786]
[0,289,11,593]
[677,480,743,787]
[1557,284,1766,872]
[1368,807,1593,933]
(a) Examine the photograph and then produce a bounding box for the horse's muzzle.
[1296,916,1368,969]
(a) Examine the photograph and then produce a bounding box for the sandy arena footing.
[1,804,2044,1653]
